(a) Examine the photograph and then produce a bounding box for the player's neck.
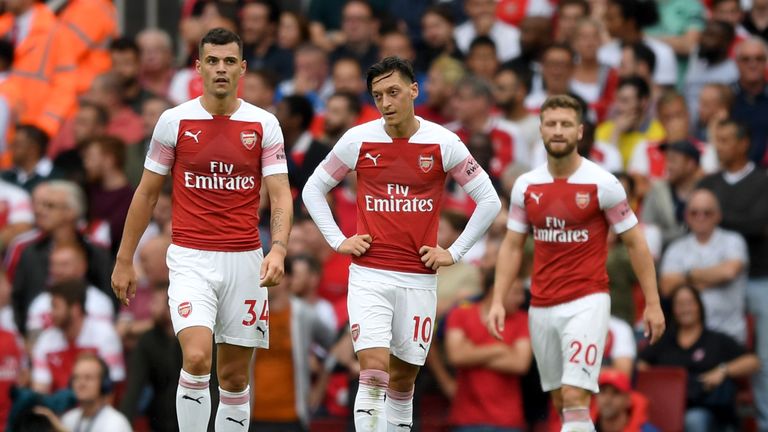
[384,116,420,139]
[200,94,241,116]
[547,152,582,179]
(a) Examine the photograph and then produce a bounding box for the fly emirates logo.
[184,161,256,190]
[533,216,589,243]
[364,183,434,213]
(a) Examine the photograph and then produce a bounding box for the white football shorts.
[347,275,437,366]
[167,244,268,348]
[529,292,610,393]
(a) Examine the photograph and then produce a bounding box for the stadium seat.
[310,416,348,431]
[636,367,687,432]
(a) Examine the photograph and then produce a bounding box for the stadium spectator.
[277,10,310,52]
[239,0,293,82]
[136,28,175,98]
[602,317,637,378]
[418,4,463,72]
[289,254,337,331]
[504,16,552,77]
[447,76,528,180]
[455,0,521,62]
[570,19,619,122]
[2,124,57,193]
[493,67,539,155]
[436,211,482,318]
[241,69,278,113]
[731,37,768,165]
[445,272,531,431]
[743,0,768,42]
[126,96,172,187]
[524,44,576,113]
[638,285,759,432]
[591,370,659,432]
[329,0,379,71]
[31,280,124,394]
[26,244,114,343]
[641,140,703,249]
[279,43,333,113]
[83,72,144,146]
[554,0,590,43]
[48,102,109,179]
[110,37,155,115]
[0,0,77,138]
[693,83,732,146]
[598,0,678,87]
[660,189,748,344]
[250,258,335,431]
[60,353,131,432]
[684,20,738,126]
[596,76,665,168]
[81,135,134,257]
[643,0,704,59]
[699,118,768,429]
[711,0,750,47]
[618,42,658,102]
[56,0,118,96]
[416,55,465,125]
[0,321,22,431]
[321,92,361,147]
[276,95,329,194]
[465,36,500,82]
[11,180,112,334]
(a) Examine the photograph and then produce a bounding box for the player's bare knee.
[560,385,591,408]
[218,370,249,392]
[357,348,389,372]
[182,349,212,375]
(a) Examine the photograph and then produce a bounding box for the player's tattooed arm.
[261,173,292,287]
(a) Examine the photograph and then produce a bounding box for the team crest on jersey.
[178,301,192,318]
[351,323,360,342]
[419,154,434,173]
[575,192,590,209]
[240,130,258,150]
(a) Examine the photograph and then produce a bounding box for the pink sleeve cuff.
[448,155,483,187]
[322,153,351,182]
[261,142,287,167]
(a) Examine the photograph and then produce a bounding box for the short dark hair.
[656,89,687,113]
[289,254,321,274]
[456,75,494,104]
[246,68,279,90]
[542,42,575,61]
[558,0,590,15]
[199,27,243,58]
[84,135,127,168]
[49,279,87,312]
[282,95,315,131]
[109,36,140,55]
[424,3,455,25]
[717,118,751,141]
[496,65,532,93]
[708,20,736,46]
[241,0,281,24]
[618,75,651,101]
[540,94,584,124]
[608,0,659,28]
[712,0,740,9]
[366,56,416,94]
[15,124,49,156]
[469,35,497,53]
[78,101,110,127]
[329,91,362,116]
[624,41,656,74]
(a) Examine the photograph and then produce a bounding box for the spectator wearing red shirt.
[445,279,532,431]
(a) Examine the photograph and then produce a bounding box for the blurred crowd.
[0,0,767,431]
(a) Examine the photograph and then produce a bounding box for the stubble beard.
[544,137,578,159]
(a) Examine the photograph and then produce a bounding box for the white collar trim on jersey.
[723,161,754,185]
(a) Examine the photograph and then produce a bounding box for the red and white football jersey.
[145,98,287,251]
[315,118,488,288]
[507,159,637,306]
[445,116,529,178]
[31,317,125,391]
[26,286,114,332]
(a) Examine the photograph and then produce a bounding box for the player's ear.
[577,123,584,141]
[240,60,247,77]
[195,59,201,75]
[410,81,419,101]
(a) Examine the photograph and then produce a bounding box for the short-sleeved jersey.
[315,118,488,288]
[145,98,287,251]
[507,159,637,306]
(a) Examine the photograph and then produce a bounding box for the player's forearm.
[448,179,502,262]
[116,187,159,263]
[302,174,346,250]
[268,194,293,248]
[625,237,661,306]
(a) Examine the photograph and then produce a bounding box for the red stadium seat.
[310,416,348,431]
[636,367,688,432]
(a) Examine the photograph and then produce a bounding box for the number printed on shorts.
[568,341,598,366]
[412,316,433,343]
[243,299,269,326]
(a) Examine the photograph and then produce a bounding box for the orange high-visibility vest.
[0,4,78,138]
[57,0,118,95]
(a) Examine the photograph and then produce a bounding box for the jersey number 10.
[412,316,433,343]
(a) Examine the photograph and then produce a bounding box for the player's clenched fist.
[486,301,506,340]
[337,234,372,256]
[419,245,454,270]
[643,303,666,345]
[260,251,285,287]
[111,259,137,306]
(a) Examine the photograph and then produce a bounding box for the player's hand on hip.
[419,245,454,270]
[486,300,506,340]
[111,260,137,307]
[337,234,372,257]
[260,250,285,287]
[643,302,666,345]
